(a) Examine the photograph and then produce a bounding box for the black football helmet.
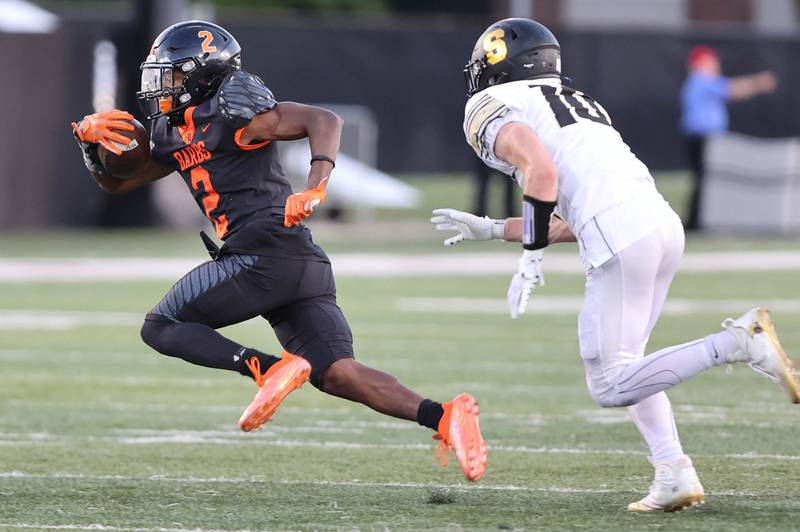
[137,20,242,122]
[464,18,561,99]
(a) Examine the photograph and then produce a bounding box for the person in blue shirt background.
[680,46,777,231]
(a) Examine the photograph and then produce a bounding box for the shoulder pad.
[464,94,509,157]
[218,71,277,129]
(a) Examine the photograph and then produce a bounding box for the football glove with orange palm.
[71,110,135,175]
[71,110,135,156]
[284,185,327,227]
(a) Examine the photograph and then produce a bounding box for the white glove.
[431,208,506,246]
[507,249,545,319]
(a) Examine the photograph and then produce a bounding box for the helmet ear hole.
[487,72,508,87]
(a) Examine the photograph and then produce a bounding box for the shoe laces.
[245,356,267,387]
[433,401,454,467]
[721,316,780,383]
[433,433,451,467]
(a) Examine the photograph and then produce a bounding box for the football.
[97,118,151,179]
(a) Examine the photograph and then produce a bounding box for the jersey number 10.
[538,85,611,128]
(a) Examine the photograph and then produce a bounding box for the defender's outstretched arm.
[504,216,576,244]
[430,209,575,246]
[433,121,574,246]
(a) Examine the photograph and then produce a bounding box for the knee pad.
[588,383,638,408]
[587,387,615,408]
[586,374,631,408]
[140,313,173,351]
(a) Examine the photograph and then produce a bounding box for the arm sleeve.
[463,95,523,177]
[706,76,731,99]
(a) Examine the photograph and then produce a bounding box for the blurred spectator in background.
[680,46,777,231]
[474,159,516,218]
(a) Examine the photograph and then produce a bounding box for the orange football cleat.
[434,393,488,481]
[238,351,311,432]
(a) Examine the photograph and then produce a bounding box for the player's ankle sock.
[235,347,280,379]
[627,392,684,462]
[416,399,444,431]
[705,330,739,366]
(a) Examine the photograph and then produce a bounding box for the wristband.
[490,218,506,240]
[522,195,557,250]
[310,155,335,168]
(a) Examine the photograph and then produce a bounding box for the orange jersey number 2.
[190,166,229,239]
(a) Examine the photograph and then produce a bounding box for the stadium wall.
[1,16,798,227]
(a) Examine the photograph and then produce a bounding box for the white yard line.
[0,403,786,431]
[1,432,799,462]
[3,295,800,331]
[0,310,141,330]
[0,525,255,532]
[0,471,761,499]
[396,296,800,315]
[1,250,799,282]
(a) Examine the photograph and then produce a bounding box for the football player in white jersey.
[432,18,800,512]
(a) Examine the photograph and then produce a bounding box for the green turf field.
[1,174,800,531]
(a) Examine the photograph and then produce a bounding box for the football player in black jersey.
[71,20,487,481]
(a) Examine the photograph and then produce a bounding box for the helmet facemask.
[463,59,485,99]
[137,21,243,124]
[137,56,195,121]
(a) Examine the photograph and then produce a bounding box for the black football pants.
[140,254,354,387]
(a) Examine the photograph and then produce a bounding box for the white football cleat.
[722,307,800,404]
[628,455,705,513]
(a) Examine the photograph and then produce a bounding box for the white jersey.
[464,78,679,268]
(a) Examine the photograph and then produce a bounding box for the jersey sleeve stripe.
[466,97,509,156]
[476,106,510,158]
[465,93,493,130]
[234,128,272,151]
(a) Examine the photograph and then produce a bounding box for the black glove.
[72,127,104,174]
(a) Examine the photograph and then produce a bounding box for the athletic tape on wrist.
[522,195,557,250]
[491,219,507,240]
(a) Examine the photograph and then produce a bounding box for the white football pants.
[578,215,736,409]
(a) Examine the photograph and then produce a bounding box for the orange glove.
[284,186,327,227]
[71,109,135,155]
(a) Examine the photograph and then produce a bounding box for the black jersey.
[149,71,328,262]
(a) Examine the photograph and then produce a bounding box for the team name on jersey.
[173,141,212,171]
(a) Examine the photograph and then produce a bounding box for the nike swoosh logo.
[201,123,210,133]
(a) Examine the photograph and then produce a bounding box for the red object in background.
[688,45,718,68]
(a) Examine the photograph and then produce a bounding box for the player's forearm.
[728,77,760,101]
[89,157,171,194]
[728,72,776,101]
[521,163,558,202]
[503,216,576,243]
[305,109,343,190]
[90,167,130,194]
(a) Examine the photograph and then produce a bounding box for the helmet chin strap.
[167,109,186,127]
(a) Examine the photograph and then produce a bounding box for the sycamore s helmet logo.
[464,18,562,99]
